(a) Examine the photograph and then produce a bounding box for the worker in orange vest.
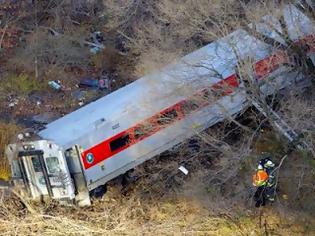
[252,167,269,187]
[252,166,269,207]
[252,156,276,208]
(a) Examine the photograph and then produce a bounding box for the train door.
[18,149,75,202]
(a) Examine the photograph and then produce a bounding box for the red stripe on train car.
[81,35,315,169]
[255,51,289,79]
[81,73,241,169]
[80,57,281,169]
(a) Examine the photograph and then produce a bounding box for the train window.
[157,109,178,125]
[31,156,41,173]
[180,100,200,115]
[201,89,212,101]
[134,126,144,139]
[211,87,223,99]
[46,157,60,174]
[110,134,130,152]
[134,123,155,139]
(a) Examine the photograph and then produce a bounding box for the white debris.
[8,98,18,107]
[178,165,189,175]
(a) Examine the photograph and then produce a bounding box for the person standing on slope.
[252,154,276,207]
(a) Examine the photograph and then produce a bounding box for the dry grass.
[1,180,314,236]
[0,128,314,235]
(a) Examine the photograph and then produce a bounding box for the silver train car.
[6,4,315,206]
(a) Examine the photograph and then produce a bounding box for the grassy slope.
[1,186,314,236]
[1,129,315,235]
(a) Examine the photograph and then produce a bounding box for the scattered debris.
[91,31,104,44]
[90,47,101,54]
[87,31,105,54]
[47,27,61,37]
[78,73,112,92]
[98,78,106,90]
[99,72,111,91]
[178,165,189,175]
[8,98,18,108]
[48,80,62,91]
[78,77,99,89]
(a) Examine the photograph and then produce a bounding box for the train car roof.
[38,5,314,148]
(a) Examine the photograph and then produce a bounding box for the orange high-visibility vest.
[252,170,269,187]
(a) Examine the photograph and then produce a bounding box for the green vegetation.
[0,73,47,96]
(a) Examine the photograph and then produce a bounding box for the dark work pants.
[254,186,267,207]
[266,185,276,201]
[254,185,276,207]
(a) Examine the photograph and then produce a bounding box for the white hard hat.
[266,160,275,167]
[257,164,264,170]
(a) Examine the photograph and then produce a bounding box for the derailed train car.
[5,4,315,206]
